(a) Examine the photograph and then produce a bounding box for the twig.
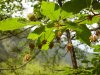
[0,26,34,40]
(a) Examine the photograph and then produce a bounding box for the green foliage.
[0,0,23,14]
[61,0,92,19]
[65,22,91,45]
[93,45,100,52]
[66,22,82,31]
[0,18,41,31]
[91,54,100,74]
[38,29,55,50]
[28,25,55,50]
[80,16,100,25]
[0,0,100,75]
[76,24,91,45]
[0,60,70,75]
[28,25,45,40]
[41,1,60,20]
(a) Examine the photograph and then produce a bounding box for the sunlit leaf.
[41,43,49,50]
[27,26,45,40]
[41,1,60,20]
[45,29,55,42]
[0,18,41,31]
[27,33,40,40]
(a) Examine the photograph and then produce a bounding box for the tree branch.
[66,30,78,69]
[0,26,34,40]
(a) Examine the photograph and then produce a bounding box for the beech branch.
[0,26,34,40]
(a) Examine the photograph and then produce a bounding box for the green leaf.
[0,18,41,31]
[41,43,49,50]
[27,26,45,40]
[61,0,92,18]
[60,10,73,19]
[45,28,55,42]
[36,29,55,50]
[36,32,45,46]
[28,26,55,50]
[76,24,91,45]
[46,21,55,28]
[66,22,82,32]
[81,59,90,63]
[41,1,60,20]
[27,21,41,25]
[65,22,91,45]
[79,16,100,25]
[93,45,100,52]
[27,33,40,40]
[0,18,26,31]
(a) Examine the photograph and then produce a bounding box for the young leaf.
[27,26,45,40]
[36,29,55,50]
[27,33,40,40]
[60,10,73,19]
[41,43,49,50]
[41,1,60,20]
[45,29,55,42]
[0,18,41,31]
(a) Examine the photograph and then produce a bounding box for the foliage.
[0,18,41,31]
[0,54,100,75]
[0,0,23,20]
[93,45,100,52]
[0,0,100,75]
[41,1,60,20]
[1,0,100,49]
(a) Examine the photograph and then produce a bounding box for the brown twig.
[0,26,34,40]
